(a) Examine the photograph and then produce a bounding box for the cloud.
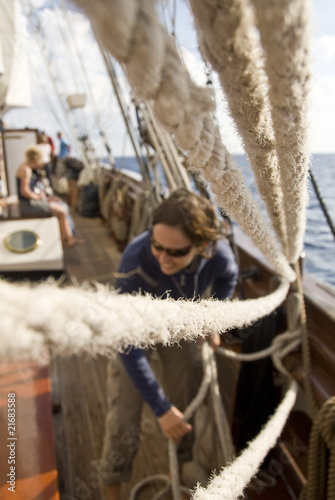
[309,34,335,152]
[4,0,334,158]
[5,4,132,158]
[311,34,335,73]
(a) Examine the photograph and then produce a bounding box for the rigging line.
[193,380,298,500]
[118,128,129,170]
[217,329,301,362]
[53,4,92,139]
[28,54,69,132]
[161,0,176,37]
[53,4,81,93]
[294,261,318,418]
[28,0,88,139]
[309,166,335,242]
[22,9,75,148]
[1,0,15,30]
[21,1,78,126]
[95,36,154,193]
[59,0,115,166]
[30,67,65,130]
[21,0,100,169]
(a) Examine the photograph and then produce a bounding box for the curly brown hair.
[152,188,222,246]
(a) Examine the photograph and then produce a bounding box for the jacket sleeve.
[211,243,239,300]
[119,348,172,418]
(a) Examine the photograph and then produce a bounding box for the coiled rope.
[301,396,335,500]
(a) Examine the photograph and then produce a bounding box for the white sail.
[0,0,31,116]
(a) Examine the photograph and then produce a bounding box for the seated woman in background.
[16,146,82,247]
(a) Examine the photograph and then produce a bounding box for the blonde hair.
[25,146,43,164]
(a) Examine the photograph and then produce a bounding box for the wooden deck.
[52,212,173,500]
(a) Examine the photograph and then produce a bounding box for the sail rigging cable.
[0,279,290,360]
[189,0,288,252]
[302,396,335,500]
[59,0,116,166]
[1,1,317,496]
[192,379,298,500]
[73,0,295,283]
[251,0,311,264]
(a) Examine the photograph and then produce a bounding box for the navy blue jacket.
[117,229,238,417]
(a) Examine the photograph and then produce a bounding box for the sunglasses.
[150,238,193,257]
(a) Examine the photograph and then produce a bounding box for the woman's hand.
[198,333,221,351]
[47,195,61,202]
[158,406,192,443]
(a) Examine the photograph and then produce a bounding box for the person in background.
[57,131,70,158]
[101,188,239,500]
[37,131,53,187]
[46,133,55,158]
[16,146,83,247]
[55,131,71,179]
[0,175,6,215]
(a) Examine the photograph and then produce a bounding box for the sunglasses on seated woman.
[150,237,193,257]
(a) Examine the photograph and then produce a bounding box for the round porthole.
[4,230,41,254]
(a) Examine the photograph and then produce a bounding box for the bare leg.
[49,201,75,245]
[104,483,121,500]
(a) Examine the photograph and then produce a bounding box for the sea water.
[111,154,335,290]
[305,154,335,289]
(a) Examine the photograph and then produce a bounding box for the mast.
[94,31,191,202]
[20,0,100,172]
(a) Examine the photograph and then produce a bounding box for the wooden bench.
[0,201,52,221]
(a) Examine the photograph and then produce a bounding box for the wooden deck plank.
[63,214,121,285]
[0,355,60,500]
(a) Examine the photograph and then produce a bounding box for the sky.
[3,0,335,158]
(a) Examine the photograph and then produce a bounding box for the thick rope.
[0,279,289,360]
[71,0,295,283]
[208,344,235,464]
[304,396,335,500]
[130,342,232,500]
[192,379,298,500]
[168,343,215,500]
[216,328,301,362]
[251,0,311,263]
[293,262,318,416]
[189,0,288,252]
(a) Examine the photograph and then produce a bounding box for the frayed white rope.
[165,343,234,500]
[191,379,298,500]
[0,279,289,360]
[168,344,214,500]
[208,344,235,464]
[250,0,311,263]
[216,329,301,362]
[131,343,232,500]
[189,0,288,252]
[72,0,295,283]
